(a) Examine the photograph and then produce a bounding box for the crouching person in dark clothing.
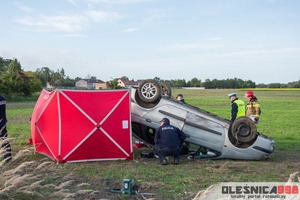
[0,95,12,163]
[154,117,186,165]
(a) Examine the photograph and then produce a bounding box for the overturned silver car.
[131,79,274,160]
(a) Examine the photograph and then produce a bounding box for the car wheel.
[138,79,162,103]
[230,117,257,143]
[160,82,172,97]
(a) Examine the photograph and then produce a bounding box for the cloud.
[145,8,170,22]
[15,14,87,33]
[14,9,121,34]
[87,0,152,4]
[67,0,78,6]
[207,37,223,41]
[85,10,121,22]
[218,47,300,58]
[121,27,139,32]
[13,2,35,13]
[160,43,223,51]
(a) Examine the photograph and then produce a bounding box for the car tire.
[159,82,172,97]
[230,117,257,143]
[137,79,162,103]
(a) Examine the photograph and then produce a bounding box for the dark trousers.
[0,125,12,161]
[156,146,181,162]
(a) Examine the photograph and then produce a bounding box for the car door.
[142,102,188,130]
[182,111,225,152]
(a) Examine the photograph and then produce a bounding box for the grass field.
[1,89,299,199]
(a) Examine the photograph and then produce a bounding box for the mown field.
[1,89,300,200]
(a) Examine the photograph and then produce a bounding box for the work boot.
[174,158,179,164]
[160,159,167,165]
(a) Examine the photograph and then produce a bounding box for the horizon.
[1,0,299,84]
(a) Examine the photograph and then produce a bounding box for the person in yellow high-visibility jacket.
[228,93,245,122]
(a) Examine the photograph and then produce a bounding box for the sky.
[0,0,300,84]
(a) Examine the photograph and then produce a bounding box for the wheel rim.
[141,83,158,100]
[238,125,250,137]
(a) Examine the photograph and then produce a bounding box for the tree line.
[156,77,256,89]
[162,78,300,89]
[0,57,82,96]
[1,57,299,97]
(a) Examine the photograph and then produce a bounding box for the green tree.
[190,78,201,87]
[120,76,128,80]
[35,67,52,87]
[0,58,31,96]
[52,69,65,87]
[153,77,161,82]
[0,57,12,72]
[24,71,43,92]
[171,79,187,88]
[61,76,75,87]
[107,79,119,89]
[35,67,68,88]
[268,83,282,88]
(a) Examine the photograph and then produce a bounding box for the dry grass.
[1,147,299,200]
[0,148,103,200]
[2,90,300,199]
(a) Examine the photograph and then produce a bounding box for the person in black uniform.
[176,94,185,104]
[154,117,186,165]
[0,94,12,162]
